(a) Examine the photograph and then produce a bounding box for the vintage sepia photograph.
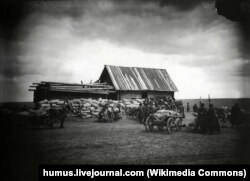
[1,0,250,180]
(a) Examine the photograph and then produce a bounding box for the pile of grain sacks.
[38,98,145,119]
[122,99,144,109]
[70,98,107,118]
[39,99,64,109]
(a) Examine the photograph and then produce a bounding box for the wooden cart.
[145,110,183,134]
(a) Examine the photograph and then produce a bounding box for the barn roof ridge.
[100,65,178,92]
[104,64,166,71]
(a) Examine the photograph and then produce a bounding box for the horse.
[45,101,73,128]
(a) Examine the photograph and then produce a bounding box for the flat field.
[1,111,250,180]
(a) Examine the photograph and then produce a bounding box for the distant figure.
[142,103,149,125]
[219,106,229,128]
[230,103,242,129]
[138,103,144,124]
[207,104,220,134]
[187,102,190,113]
[193,104,198,113]
[195,103,207,133]
[148,103,155,114]
[61,101,72,128]
[164,103,171,110]
[179,103,185,118]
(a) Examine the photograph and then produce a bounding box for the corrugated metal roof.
[101,65,178,91]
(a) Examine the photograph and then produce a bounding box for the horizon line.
[1,97,250,103]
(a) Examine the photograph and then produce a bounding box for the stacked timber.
[29,81,115,103]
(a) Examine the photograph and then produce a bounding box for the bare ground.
[1,112,250,180]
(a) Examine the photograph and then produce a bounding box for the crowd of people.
[136,97,184,124]
[194,103,220,134]
[194,102,243,134]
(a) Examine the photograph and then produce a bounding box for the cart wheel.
[157,125,164,131]
[167,117,175,134]
[175,118,182,131]
[145,115,154,132]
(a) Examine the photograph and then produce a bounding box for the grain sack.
[91,103,99,108]
[95,108,102,112]
[80,108,88,111]
[119,103,125,107]
[109,104,114,107]
[39,99,49,104]
[72,104,80,107]
[113,101,118,104]
[88,107,95,111]
[41,104,50,108]
[50,99,60,104]
[92,112,99,117]
[73,99,81,102]
[51,104,58,108]
[107,107,113,112]
[114,107,119,112]
[81,110,91,114]
[100,102,106,107]
[57,101,64,105]
[83,103,91,107]
[91,100,98,104]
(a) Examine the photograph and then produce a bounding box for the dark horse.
[46,101,73,128]
[9,101,73,129]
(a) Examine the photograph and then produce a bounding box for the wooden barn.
[29,65,178,102]
[98,65,178,100]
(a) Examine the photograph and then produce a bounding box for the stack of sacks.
[79,100,92,118]
[39,99,50,110]
[122,99,144,109]
[38,98,127,119]
[91,99,102,118]
[39,99,62,110]
[74,98,105,118]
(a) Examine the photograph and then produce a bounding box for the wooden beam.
[50,89,109,94]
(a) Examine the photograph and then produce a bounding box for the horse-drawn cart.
[13,101,72,129]
[145,110,183,134]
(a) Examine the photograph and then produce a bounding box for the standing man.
[195,103,207,133]
[230,103,242,129]
[187,102,190,113]
[138,103,144,124]
[179,103,185,118]
[193,104,198,113]
[142,103,149,125]
[207,104,220,134]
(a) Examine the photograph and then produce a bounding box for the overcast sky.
[1,0,250,102]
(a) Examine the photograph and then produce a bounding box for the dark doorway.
[141,92,148,99]
[108,92,118,100]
